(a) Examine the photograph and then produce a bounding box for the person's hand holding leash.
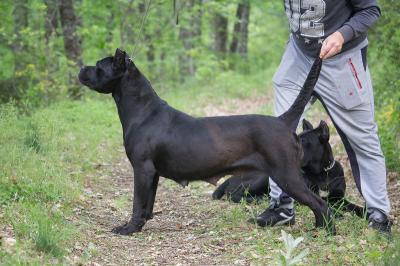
[320,31,345,59]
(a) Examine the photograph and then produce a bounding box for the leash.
[130,0,153,58]
[130,0,181,59]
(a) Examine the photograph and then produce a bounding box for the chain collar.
[323,160,336,172]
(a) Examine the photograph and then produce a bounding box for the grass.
[194,190,398,265]
[0,99,121,264]
[8,203,69,257]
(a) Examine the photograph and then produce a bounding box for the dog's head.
[299,119,334,174]
[78,48,136,94]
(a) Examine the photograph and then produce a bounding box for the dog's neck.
[112,71,162,144]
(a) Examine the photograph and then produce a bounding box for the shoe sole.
[256,216,295,227]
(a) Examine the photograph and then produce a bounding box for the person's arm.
[337,4,381,44]
[320,1,381,59]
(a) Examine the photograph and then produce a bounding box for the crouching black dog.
[300,119,364,217]
[213,119,364,217]
[78,48,335,235]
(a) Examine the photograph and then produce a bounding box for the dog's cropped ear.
[113,48,126,71]
[319,120,330,143]
[302,119,314,131]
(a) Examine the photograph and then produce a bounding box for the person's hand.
[319,31,345,59]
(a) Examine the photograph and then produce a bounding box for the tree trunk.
[178,0,202,77]
[12,0,28,73]
[44,0,58,44]
[213,12,228,57]
[59,0,82,66]
[59,0,83,99]
[230,0,250,58]
[105,4,114,45]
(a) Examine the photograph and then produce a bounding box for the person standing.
[255,0,391,233]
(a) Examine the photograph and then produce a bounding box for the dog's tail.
[279,57,323,131]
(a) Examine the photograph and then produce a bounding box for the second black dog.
[300,119,364,217]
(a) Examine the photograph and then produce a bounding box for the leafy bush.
[369,0,400,171]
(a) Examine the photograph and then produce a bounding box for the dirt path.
[71,95,399,265]
[71,157,243,265]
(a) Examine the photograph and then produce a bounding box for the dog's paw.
[112,222,142,235]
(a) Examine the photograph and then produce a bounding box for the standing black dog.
[213,119,364,218]
[78,48,335,235]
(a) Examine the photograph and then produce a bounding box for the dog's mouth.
[79,77,91,87]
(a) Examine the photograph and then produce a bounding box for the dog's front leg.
[145,174,159,220]
[112,160,156,235]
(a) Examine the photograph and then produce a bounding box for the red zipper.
[348,58,362,89]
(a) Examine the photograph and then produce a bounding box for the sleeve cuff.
[337,25,355,43]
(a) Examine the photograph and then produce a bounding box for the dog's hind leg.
[343,199,366,218]
[112,159,156,235]
[246,174,269,201]
[212,178,230,200]
[272,170,336,235]
[326,180,366,218]
[223,173,268,203]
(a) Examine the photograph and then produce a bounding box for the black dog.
[300,119,364,217]
[213,119,364,217]
[78,49,335,235]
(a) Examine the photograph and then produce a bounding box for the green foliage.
[278,230,309,266]
[369,0,400,171]
[0,1,287,106]
[382,236,400,265]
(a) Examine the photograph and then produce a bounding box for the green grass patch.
[8,203,71,257]
[208,200,397,265]
[0,99,122,263]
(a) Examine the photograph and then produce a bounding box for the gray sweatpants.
[269,35,391,217]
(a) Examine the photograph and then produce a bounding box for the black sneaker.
[252,205,295,227]
[368,217,392,235]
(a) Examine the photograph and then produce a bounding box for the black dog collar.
[323,160,336,172]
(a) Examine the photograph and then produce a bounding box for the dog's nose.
[78,68,89,84]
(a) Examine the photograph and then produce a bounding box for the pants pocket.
[334,52,369,110]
